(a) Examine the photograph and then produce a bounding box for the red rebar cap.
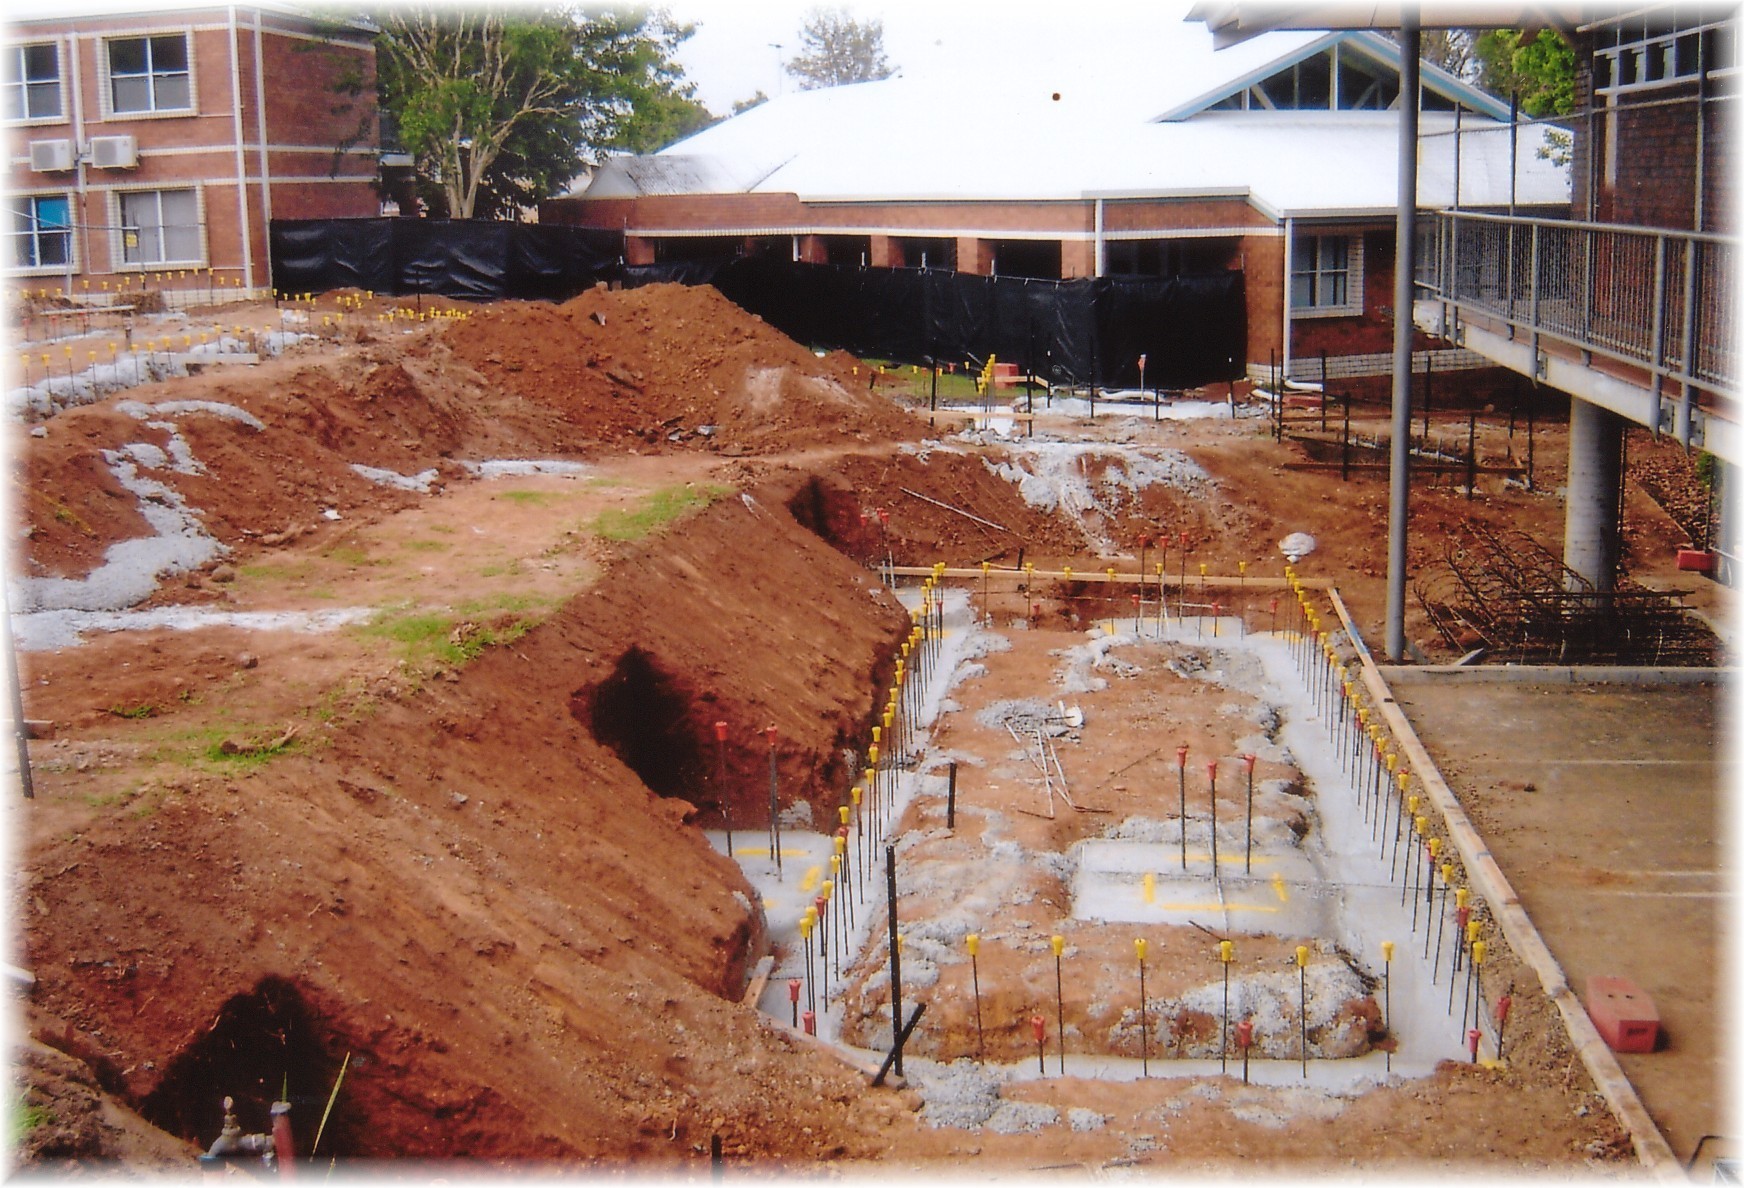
[714,721,728,741]
[788,979,801,1003]
[1030,1015,1047,1043]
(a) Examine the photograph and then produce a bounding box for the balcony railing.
[1416,210,1737,403]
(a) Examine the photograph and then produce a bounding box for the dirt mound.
[19,490,914,1160]
[439,285,922,454]
[18,286,928,586]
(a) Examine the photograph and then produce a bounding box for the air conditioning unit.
[28,139,75,172]
[89,135,138,169]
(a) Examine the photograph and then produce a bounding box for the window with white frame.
[4,42,62,121]
[1291,234,1362,315]
[11,194,72,269]
[106,33,191,114]
[119,188,200,265]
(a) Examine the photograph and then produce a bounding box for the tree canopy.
[784,8,894,90]
[1471,28,1578,117]
[373,4,711,220]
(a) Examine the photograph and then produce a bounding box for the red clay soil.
[8,281,1704,1171]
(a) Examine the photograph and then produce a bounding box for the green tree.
[1472,28,1578,117]
[374,5,707,219]
[784,8,894,90]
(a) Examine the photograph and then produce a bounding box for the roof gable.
[1154,29,1511,121]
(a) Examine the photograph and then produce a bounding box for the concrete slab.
[1387,674,1730,1164]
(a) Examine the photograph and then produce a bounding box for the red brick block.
[1585,975,1659,1053]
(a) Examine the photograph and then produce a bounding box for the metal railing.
[1416,210,1737,402]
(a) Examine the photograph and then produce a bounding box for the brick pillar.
[796,235,829,264]
[956,237,992,275]
[1060,240,1096,279]
[870,235,897,268]
[624,236,656,266]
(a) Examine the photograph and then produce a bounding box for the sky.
[665,0,1201,116]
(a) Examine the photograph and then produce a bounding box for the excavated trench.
[573,646,710,805]
[139,977,360,1158]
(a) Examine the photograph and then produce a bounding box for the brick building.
[5,1,381,299]
[1567,11,1732,233]
[542,29,1570,383]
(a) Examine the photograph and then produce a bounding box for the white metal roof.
[638,36,1570,219]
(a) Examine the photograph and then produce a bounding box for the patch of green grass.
[587,484,733,542]
[498,489,568,506]
[239,560,314,582]
[403,539,451,553]
[479,561,521,578]
[200,731,301,772]
[82,785,141,809]
[307,587,338,601]
[360,603,542,668]
[457,592,551,616]
[428,524,458,535]
[324,545,377,568]
[13,1099,50,1144]
[107,703,156,720]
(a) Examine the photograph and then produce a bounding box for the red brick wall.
[1571,29,1732,233]
[259,23,376,178]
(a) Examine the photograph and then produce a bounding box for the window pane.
[24,43,58,82]
[1323,273,1347,307]
[109,38,146,75]
[38,227,69,266]
[120,192,156,262]
[1320,237,1348,269]
[28,80,61,118]
[153,73,190,109]
[1291,274,1312,308]
[36,196,69,230]
[112,75,149,112]
[161,190,199,259]
[149,34,188,72]
[2,87,21,121]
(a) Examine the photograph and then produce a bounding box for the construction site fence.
[267,218,623,303]
[266,220,1247,389]
[622,256,1247,390]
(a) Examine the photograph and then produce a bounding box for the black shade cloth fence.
[625,257,1245,390]
[269,218,622,303]
[269,220,1245,389]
